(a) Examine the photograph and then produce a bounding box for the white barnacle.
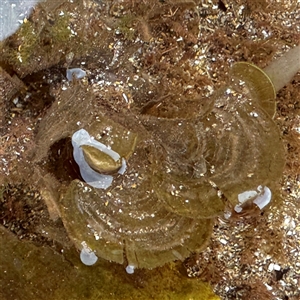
[72,129,127,189]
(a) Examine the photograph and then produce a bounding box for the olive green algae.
[0,1,299,299]
[0,226,219,300]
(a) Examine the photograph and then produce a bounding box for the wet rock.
[32,60,285,269]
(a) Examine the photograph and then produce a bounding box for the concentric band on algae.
[31,46,300,270]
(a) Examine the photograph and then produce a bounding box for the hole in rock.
[46,137,82,183]
[20,69,61,113]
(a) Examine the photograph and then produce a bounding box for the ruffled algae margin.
[0,225,220,300]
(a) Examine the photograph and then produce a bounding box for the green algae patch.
[48,14,72,44]
[0,226,219,300]
[6,19,39,67]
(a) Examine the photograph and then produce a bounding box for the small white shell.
[80,242,98,266]
[238,190,258,203]
[125,265,135,274]
[235,185,272,212]
[66,68,87,81]
[234,205,243,213]
[253,185,272,210]
[72,129,126,189]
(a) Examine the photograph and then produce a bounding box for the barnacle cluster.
[32,59,285,269]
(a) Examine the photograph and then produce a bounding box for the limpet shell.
[81,144,122,174]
